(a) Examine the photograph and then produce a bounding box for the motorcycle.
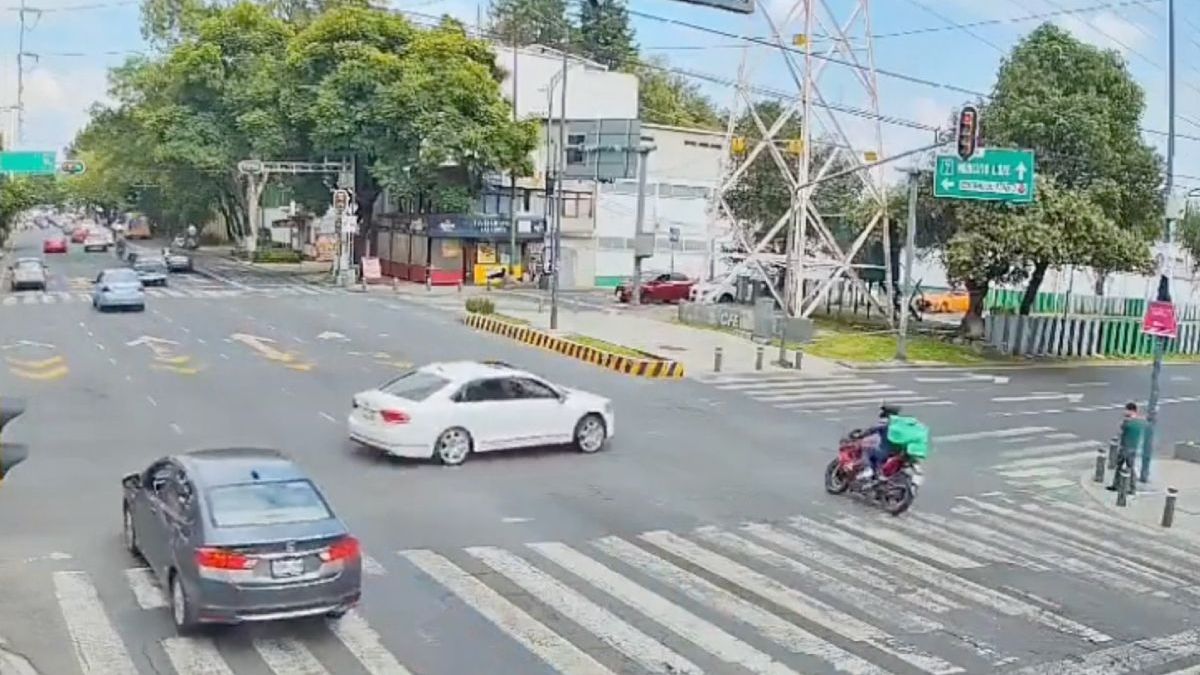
[824,429,922,515]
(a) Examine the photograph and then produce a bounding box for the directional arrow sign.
[231,333,310,370]
[934,148,1036,204]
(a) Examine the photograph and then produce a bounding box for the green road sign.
[934,148,1035,204]
[0,151,57,175]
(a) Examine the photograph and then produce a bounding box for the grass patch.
[493,312,529,325]
[566,334,647,358]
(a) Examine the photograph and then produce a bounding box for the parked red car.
[43,235,68,254]
[615,272,696,304]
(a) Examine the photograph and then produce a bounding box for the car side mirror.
[122,472,141,490]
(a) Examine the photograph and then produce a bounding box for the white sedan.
[348,361,615,465]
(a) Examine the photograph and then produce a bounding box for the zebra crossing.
[0,282,338,308]
[16,491,1200,674]
[693,372,958,414]
[940,426,1104,491]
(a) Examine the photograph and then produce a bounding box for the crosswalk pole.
[1162,487,1178,527]
[1116,472,1129,507]
[713,347,722,373]
[755,346,764,371]
[1107,438,1118,469]
[1093,447,1106,483]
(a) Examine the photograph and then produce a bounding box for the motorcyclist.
[858,404,901,481]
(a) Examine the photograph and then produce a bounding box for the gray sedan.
[8,258,46,291]
[121,448,363,632]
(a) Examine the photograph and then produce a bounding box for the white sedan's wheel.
[435,428,472,466]
[574,414,607,453]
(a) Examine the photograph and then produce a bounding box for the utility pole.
[895,169,918,360]
[509,31,519,281]
[1143,0,1177,484]
[549,46,567,330]
[629,146,654,305]
[14,0,36,146]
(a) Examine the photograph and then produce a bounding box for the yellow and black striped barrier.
[463,313,685,379]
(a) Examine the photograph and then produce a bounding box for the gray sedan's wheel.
[170,574,199,634]
[574,414,607,454]
[122,506,139,557]
[434,428,472,466]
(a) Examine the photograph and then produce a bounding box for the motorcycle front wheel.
[882,475,915,516]
[824,459,850,494]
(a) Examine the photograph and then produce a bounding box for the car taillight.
[380,409,409,424]
[321,536,360,563]
[196,547,255,570]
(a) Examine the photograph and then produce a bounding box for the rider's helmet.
[880,403,902,418]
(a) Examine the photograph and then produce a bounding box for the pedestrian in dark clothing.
[1108,402,1146,493]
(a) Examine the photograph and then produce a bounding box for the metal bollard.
[713,347,723,373]
[793,349,803,370]
[755,346,764,371]
[1093,447,1106,483]
[391,275,399,293]
[1116,472,1128,507]
[1162,487,1178,528]
[425,276,432,292]
[457,281,463,293]
[1107,438,1119,469]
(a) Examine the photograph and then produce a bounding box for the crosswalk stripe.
[466,546,702,675]
[327,610,415,675]
[697,374,857,385]
[1019,501,1200,574]
[147,289,166,298]
[76,293,91,301]
[776,393,931,410]
[40,294,55,304]
[162,288,186,298]
[936,427,1055,442]
[55,291,70,302]
[635,531,962,674]
[1,296,14,305]
[909,511,1155,595]
[401,549,613,675]
[998,440,1100,460]
[52,571,138,675]
[716,378,876,391]
[881,513,1044,569]
[529,541,798,675]
[22,295,35,305]
[755,384,897,402]
[162,637,236,675]
[1010,628,1200,675]
[992,451,1098,471]
[740,522,962,613]
[835,516,987,570]
[1034,497,1200,549]
[788,516,1111,644]
[123,567,166,609]
[996,466,1071,479]
[693,526,944,633]
[294,285,321,295]
[253,637,330,674]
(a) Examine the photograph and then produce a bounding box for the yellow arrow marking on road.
[128,336,201,375]
[9,364,69,381]
[151,363,202,375]
[6,355,64,369]
[230,333,314,370]
[153,354,191,365]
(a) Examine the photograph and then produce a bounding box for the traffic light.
[59,160,86,176]
[956,105,979,161]
[0,397,28,483]
[332,188,351,211]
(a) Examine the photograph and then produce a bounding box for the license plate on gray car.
[271,558,305,578]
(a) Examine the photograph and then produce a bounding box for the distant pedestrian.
[1107,402,1146,494]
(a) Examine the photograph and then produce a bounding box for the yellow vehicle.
[919,290,970,314]
[127,216,152,239]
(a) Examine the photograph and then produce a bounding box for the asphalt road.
[1,223,1199,674]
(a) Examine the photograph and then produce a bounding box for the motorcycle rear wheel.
[824,459,850,494]
[882,475,915,515]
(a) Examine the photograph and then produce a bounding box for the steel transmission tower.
[704,0,891,321]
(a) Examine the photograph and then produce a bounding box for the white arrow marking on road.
[0,340,55,350]
[915,373,1009,384]
[991,393,1083,404]
[126,335,178,347]
[231,333,297,362]
[1015,162,1027,180]
[316,331,349,341]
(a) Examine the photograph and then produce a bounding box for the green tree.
[633,56,721,129]
[62,149,133,224]
[575,0,636,70]
[488,0,570,46]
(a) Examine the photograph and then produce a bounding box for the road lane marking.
[170,423,182,435]
[327,610,414,675]
[880,513,1044,569]
[146,395,158,407]
[998,440,1101,460]
[528,541,797,675]
[360,554,386,576]
[319,411,337,423]
[993,450,1100,471]
[122,567,166,609]
[467,546,702,675]
[53,571,138,674]
[1010,628,1200,675]
[401,549,613,675]
[633,531,958,674]
[1020,501,1200,573]
[833,517,985,569]
[161,637,235,675]
[788,515,1111,643]
[936,427,1054,442]
[253,637,330,675]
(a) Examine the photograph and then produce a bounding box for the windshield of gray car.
[134,259,165,270]
[14,260,42,271]
[102,269,139,283]
[206,479,333,527]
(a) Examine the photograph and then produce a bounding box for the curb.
[462,313,685,379]
[1074,470,1200,546]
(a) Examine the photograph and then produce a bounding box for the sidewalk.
[388,284,844,377]
[1078,458,1200,541]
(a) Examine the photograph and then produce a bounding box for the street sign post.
[1142,300,1179,339]
[0,151,55,175]
[933,148,1036,204]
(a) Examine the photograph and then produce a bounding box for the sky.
[1,0,1198,192]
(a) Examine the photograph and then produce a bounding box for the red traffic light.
[58,160,86,175]
[956,105,979,161]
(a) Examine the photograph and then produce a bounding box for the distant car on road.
[43,235,68,254]
[132,257,169,286]
[121,448,362,632]
[70,228,88,244]
[8,258,47,292]
[83,229,113,252]
[348,361,614,465]
[615,272,695,304]
[93,268,145,312]
[164,250,193,273]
